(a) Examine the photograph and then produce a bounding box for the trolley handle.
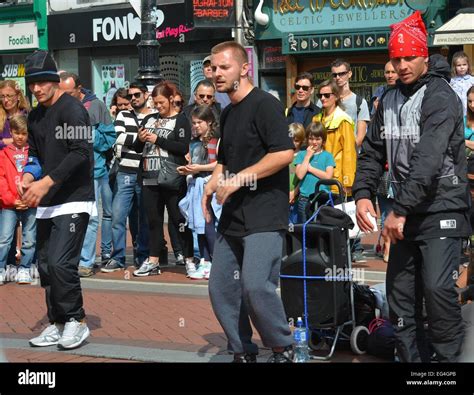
[314,179,345,197]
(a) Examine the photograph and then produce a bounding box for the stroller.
[281,179,358,360]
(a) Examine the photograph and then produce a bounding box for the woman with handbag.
[133,81,193,276]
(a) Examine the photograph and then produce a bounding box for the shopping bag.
[333,200,377,239]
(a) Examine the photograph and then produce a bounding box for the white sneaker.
[58,318,90,349]
[185,260,197,278]
[204,263,212,280]
[29,323,64,347]
[190,260,211,280]
[16,268,32,284]
[133,259,161,276]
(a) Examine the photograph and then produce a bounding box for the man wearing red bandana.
[353,11,470,362]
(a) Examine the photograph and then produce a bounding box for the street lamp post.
[135,0,163,86]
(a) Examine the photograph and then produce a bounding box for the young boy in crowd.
[294,122,335,223]
[0,114,36,284]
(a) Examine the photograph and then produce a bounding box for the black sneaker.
[232,353,258,363]
[267,346,294,363]
[100,259,124,273]
[175,253,185,266]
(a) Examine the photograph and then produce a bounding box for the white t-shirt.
[341,92,370,126]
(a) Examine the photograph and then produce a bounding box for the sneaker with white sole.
[16,268,32,284]
[185,260,197,278]
[190,260,211,280]
[133,259,161,276]
[57,318,90,349]
[29,323,64,347]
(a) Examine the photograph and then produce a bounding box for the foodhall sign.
[257,0,413,41]
[0,22,39,51]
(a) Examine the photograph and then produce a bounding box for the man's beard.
[132,101,146,110]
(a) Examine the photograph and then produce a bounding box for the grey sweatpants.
[209,231,292,354]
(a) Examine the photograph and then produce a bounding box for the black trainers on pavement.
[100,259,123,273]
[267,346,294,363]
[232,353,258,363]
[175,253,185,266]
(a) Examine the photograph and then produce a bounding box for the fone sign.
[92,13,141,42]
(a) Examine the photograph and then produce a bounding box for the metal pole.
[233,0,247,46]
[135,0,163,86]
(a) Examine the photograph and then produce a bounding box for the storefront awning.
[433,9,474,46]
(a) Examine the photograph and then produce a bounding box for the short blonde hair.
[9,114,28,133]
[289,123,306,143]
[211,41,248,66]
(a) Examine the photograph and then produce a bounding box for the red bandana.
[388,11,428,59]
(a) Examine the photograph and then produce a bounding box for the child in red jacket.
[0,114,36,284]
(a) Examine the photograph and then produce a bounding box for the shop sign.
[0,22,39,51]
[48,4,195,48]
[263,46,287,69]
[192,0,236,28]
[283,30,390,54]
[256,0,413,41]
[0,64,27,98]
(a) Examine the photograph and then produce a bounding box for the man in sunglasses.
[330,59,370,148]
[183,79,222,137]
[286,71,320,128]
[354,12,469,362]
[101,83,155,273]
[189,56,231,110]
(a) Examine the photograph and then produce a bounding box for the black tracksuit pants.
[387,237,464,362]
[36,213,89,324]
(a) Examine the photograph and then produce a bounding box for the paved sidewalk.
[0,276,384,363]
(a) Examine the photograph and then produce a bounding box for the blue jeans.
[296,196,310,224]
[128,192,149,263]
[111,171,149,266]
[0,208,36,269]
[80,175,114,268]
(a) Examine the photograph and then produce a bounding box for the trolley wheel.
[350,326,369,355]
[309,330,326,351]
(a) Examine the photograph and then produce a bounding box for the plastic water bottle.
[293,317,310,362]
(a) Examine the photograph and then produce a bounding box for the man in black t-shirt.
[202,41,295,363]
[20,51,93,350]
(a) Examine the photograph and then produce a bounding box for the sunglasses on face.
[294,84,311,92]
[331,71,349,78]
[174,101,183,107]
[129,92,142,99]
[198,94,213,100]
[317,93,335,99]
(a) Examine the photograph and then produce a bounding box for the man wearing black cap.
[189,55,231,110]
[19,50,94,350]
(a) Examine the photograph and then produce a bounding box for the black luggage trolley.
[281,179,356,360]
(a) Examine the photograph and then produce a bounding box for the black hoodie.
[353,55,471,240]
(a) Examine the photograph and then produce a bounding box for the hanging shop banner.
[101,64,125,108]
[192,0,236,28]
